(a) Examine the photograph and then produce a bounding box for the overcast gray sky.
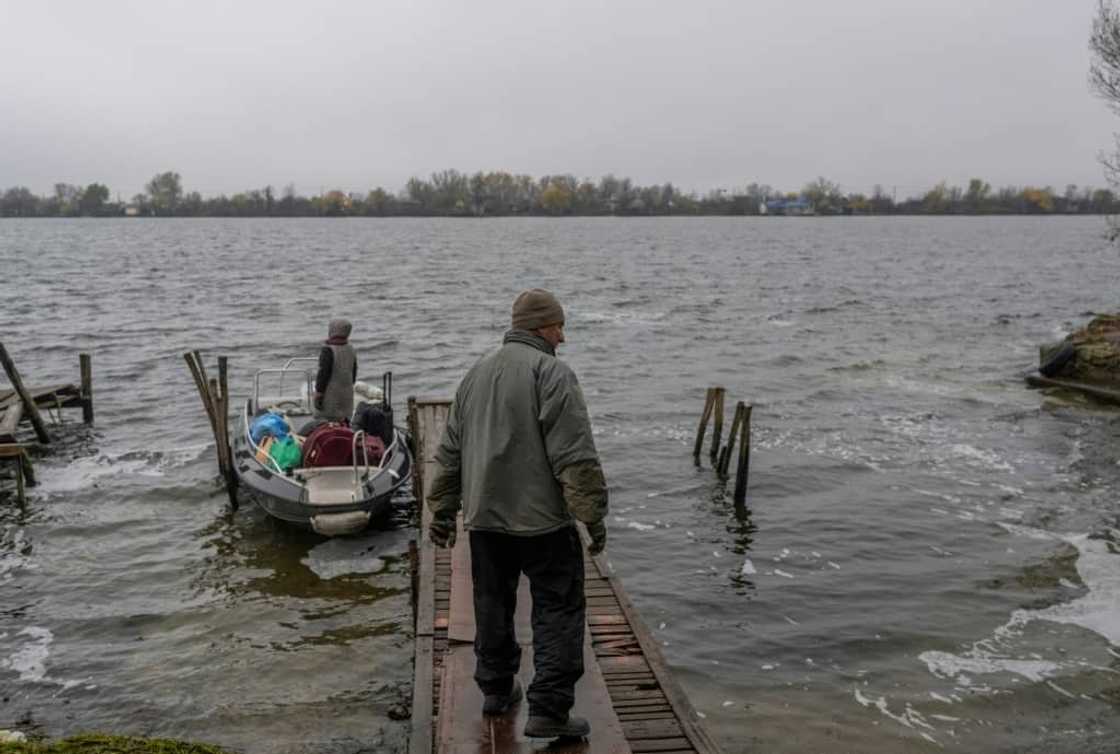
[1,0,1116,198]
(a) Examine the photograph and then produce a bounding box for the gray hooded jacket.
[427,330,608,535]
[315,319,357,422]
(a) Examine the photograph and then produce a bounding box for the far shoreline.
[0,212,1113,220]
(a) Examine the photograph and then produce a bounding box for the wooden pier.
[408,399,724,754]
[0,345,93,504]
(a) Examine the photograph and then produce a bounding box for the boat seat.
[301,467,359,505]
[256,396,311,416]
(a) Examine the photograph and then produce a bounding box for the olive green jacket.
[427,330,608,535]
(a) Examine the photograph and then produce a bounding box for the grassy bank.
[0,734,236,753]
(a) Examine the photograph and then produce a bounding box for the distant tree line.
[3,170,1119,218]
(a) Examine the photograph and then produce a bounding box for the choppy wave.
[918,526,1120,687]
[32,444,211,495]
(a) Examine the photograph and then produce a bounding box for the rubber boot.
[482,678,522,716]
[524,713,591,739]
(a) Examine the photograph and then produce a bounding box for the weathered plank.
[583,537,722,754]
[0,343,49,444]
[435,618,631,753]
[622,719,685,740]
[0,384,80,408]
[410,635,434,754]
[630,740,694,753]
[80,353,93,424]
[0,401,24,442]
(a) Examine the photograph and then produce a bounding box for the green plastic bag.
[269,436,302,471]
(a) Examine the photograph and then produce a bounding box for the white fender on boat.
[310,511,371,536]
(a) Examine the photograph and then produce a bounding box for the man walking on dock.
[427,288,609,740]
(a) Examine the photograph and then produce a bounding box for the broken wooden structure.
[0,344,93,504]
[408,398,724,754]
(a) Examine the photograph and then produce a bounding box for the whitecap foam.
[579,309,667,327]
[994,522,1054,542]
[33,443,215,497]
[645,483,705,499]
[0,528,37,583]
[920,650,1060,683]
[1020,533,1120,645]
[34,453,163,494]
[920,526,1120,687]
[947,443,1013,473]
[2,626,52,682]
[853,687,938,743]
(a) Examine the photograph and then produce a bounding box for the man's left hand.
[430,516,457,549]
[586,519,607,555]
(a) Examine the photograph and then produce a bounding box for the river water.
[2,216,1119,753]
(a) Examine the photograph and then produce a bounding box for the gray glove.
[586,518,606,555]
[429,515,457,549]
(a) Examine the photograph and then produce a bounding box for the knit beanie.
[511,289,565,331]
[328,318,352,341]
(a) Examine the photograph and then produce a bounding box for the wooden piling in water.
[15,454,24,504]
[733,402,753,505]
[693,387,716,461]
[217,356,238,508]
[79,353,93,424]
[716,401,743,477]
[185,353,218,445]
[0,445,34,505]
[185,351,237,508]
[708,387,725,465]
[0,343,50,445]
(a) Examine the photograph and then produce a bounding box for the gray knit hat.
[328,318,352,340]
[511,289,565,331]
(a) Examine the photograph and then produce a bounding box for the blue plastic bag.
[250,412,290,444]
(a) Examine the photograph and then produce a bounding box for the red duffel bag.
[303,423,355,467]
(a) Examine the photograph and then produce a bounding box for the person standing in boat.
[426,289,609,741]
[313,318,357,422]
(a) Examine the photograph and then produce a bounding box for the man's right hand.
[586,519,607,555]
[429,516,457,549]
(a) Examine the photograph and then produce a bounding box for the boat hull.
[232,405,412,535]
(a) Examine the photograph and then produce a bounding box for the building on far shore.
[760,198,815,216]
[124,205,141,217]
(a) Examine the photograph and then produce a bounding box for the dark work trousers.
[469,525,586,719]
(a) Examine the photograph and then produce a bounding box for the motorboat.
[231,357,412,536]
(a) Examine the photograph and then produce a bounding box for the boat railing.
[352,430,371,491]
[382,429,401,480]
[283,357,319,371]
[252,364,315,414]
